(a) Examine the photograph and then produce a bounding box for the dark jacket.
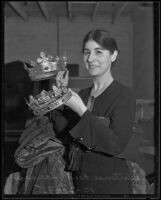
[52,80,136,194]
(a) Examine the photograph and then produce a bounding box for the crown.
[24,52,67,81]
[25,86,72,116]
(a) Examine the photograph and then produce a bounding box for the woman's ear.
[111,50,118,62]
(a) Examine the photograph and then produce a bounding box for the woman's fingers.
[56,71,64,87]
[56,71,63,81]
[56,70,69,87]
[62,70,69,87]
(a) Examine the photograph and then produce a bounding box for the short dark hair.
[82,29,119,54]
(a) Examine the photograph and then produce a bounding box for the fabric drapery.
[13,115,74,194]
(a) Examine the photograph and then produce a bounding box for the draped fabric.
[13,116,74,194]
[4,172,21,194]
[126,160,153,194]
[19,151,74,194]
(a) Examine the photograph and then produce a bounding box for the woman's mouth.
[88,64,97,68]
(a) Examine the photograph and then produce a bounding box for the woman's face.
[83,40,117,77]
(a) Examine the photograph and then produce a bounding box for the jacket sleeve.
[69,89,136,156]
[51,106,80,144]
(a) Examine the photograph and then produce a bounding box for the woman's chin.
[88,69,99,76]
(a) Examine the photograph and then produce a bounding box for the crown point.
[40,51,46,58]
[37,58,42,63]
[48,55,53,61]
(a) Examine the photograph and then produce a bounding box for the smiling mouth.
[88,64,97,67]
[88,65,98,70]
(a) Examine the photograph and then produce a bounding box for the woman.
[53,29,136,194]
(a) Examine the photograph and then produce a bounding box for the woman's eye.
[95,51,102,55]
[83,51,90,55]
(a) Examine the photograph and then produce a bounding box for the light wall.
[5,15,133,87]
[5,18,57,64]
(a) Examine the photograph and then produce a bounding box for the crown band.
[26,88,72,116]
[33,90,72,116]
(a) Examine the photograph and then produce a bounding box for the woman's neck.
[92,72,113,91]
[91,72,114,97]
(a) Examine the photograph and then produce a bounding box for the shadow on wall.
[4,61,35,130]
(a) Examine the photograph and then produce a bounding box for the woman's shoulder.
[114,80,134,96]
[112,81,136,105]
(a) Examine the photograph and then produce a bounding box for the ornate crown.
[25,86,72,116]
[24,52,67,81]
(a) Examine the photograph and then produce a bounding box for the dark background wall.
[133,8,154,99]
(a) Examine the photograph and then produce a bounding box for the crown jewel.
[24,52,67,81]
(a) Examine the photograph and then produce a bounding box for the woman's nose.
[87,53,95,62]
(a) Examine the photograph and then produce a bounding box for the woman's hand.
[56,70,69,88]
[65,90,87,117]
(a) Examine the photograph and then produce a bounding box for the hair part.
[82,29,119,54]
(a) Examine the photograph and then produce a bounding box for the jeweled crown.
[25,86,72,116]
[24,52,67,81]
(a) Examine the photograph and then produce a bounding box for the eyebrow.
[84,47,104,51]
